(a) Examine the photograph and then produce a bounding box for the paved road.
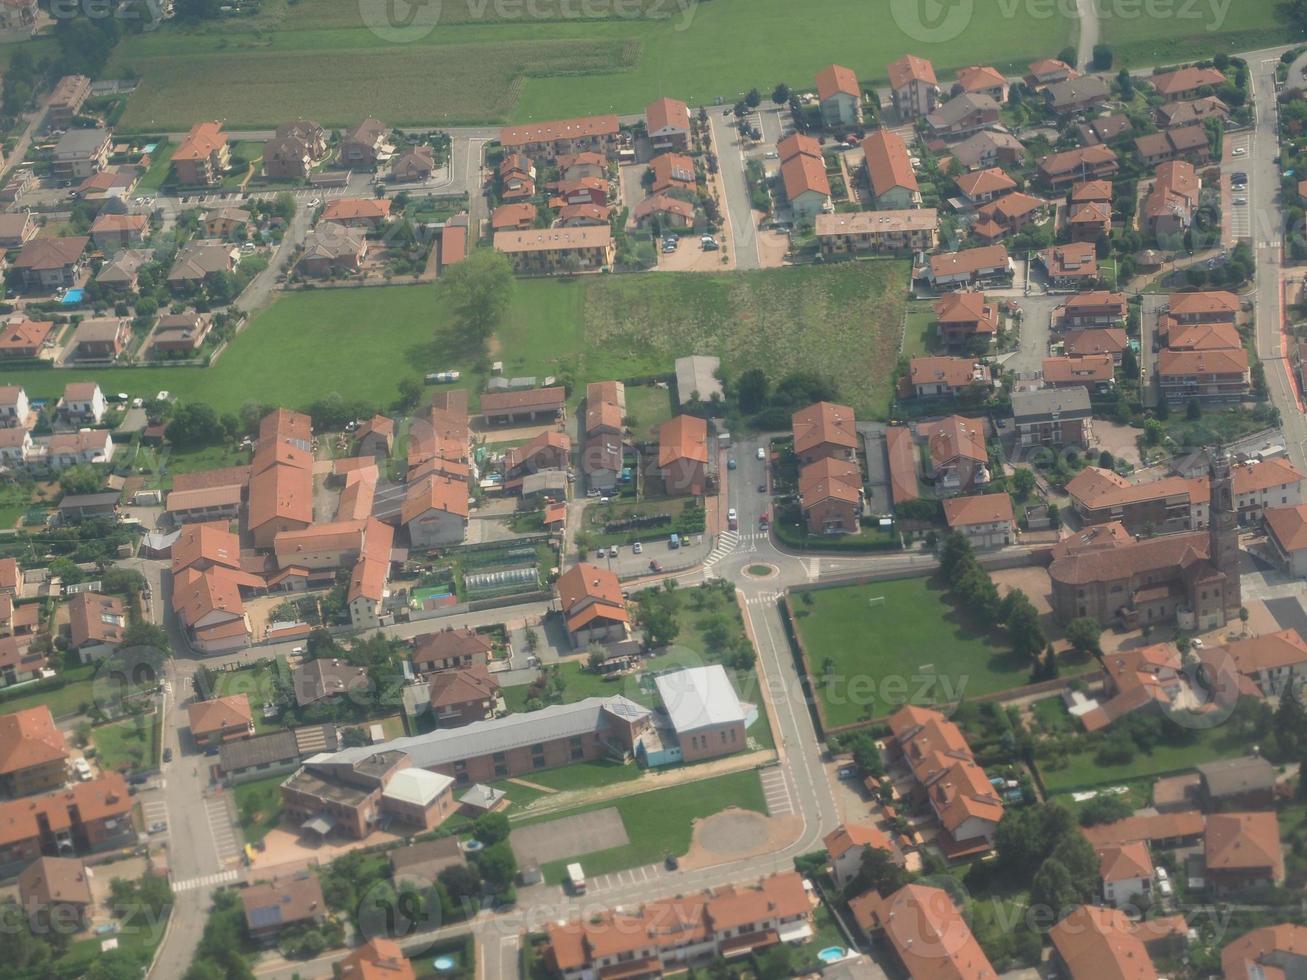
[707,107,761,270]
[1074,0,1099,71]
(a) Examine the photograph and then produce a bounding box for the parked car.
[727,458,737,470]
[649,559,663,572]
[756,447,766,460]
[608,545,618,558]
[162,747,173,763]
[1232,146,1247,156]
[664,854,679,870]
[837,765,858,780]
[632,541,643,554]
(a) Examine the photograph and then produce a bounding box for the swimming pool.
[60,288,85,305]
[817,947,845,964]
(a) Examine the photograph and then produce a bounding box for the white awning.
[778,921,814,943]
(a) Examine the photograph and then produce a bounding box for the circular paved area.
[693,809,771,857]
[742,563,779,580]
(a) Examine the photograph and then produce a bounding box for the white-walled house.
[58,382,106,424]
[1098,842,1153,907]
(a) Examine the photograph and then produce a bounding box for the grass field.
[1103,0,1300,67]
[103,0,1072,128]
[92,713,161,774]
[1038,721,1252,794]
[791,577,1025,728]
[234,774,285,844]
[0,664,96,719]
[517,768,767,884]
[0,264,907,418]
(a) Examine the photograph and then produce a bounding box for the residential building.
[347,518,393,631]
[1096,844,1155,907]
[429,663,499,727]
[204,208,250,241]
[340,118,393,167]
[172,565,251,654]
[1200,629,1307,699]
[943,492,1015,548]
[1011,388,1093,448]
[1079,642,1183,731]
[1157,348,1249,403]
[492,203,537,232]
[18,857,93,935]
[0,211,35,249]
[0,386,30,427]
[657,414,708,496]
[648,665,748,764]
[1077,113,1132,145]
[1157,95,1229,129]
[887,54,939,120]
[58,382,105,424]
[1042,353,1115,393]
[954,167,1016,206]
[1197,757,1276,811]
[549,176,608,207]
[645,97,690,151]
[89,212,148,249]
[817,64,862,126]
[263,120,328,180]
[1150,65,1226,98]
[1067,200,1112,241]
[926,93,1000,138]
[1037,144,1119,187]
[858,128,918,209]
[44,75,91,130]
[557,151,607,182]
[480,387,565,426]
[297,222,367,278]
[0,706,67,797]
[855,883,994,976]
[172,121,229,186]
[649,152,696,195]
[632,192,694,229]
[46,430,114,470]
[1222,924,1307,980]
[69,317,130,361]
[1066,466,1207,534]
[777,133,830,220]
[1045,74,1111,115]
[934,290,999,349]
[67,592,126,662]
[97,249,151,291]
[390,145,436,183]
[0,773,133,876]
[1038,241,1099,288]
[954,64,1008,102]
[1135,123,1211,166]
[1026,58,1077,90]
[813,209,937,255]
[792,401,857,465]
[411,628,494,674]
[824,823,897,890]
[320,198,391,230]
[498,114,620,161]
[951,129,1025,170]
[338,939,416,980]
[1050,906,1160,978]
[504,430,570,482]
[545,872,812,979]
[168,240,237,288]
[292,659,369,709]
[557,562,629,647]
[926,243,1010,288]
[1063,328,1129,363]
[152,312,211,356]
[1205,812,1284,893]
[241,874,326,943]
[1265,504,1307,576]
[15,237,87,291]
[499,153,535,200]
[494,226,614,273]
[798,457,862,535]
[50,128,110,181]
[0,319,53,361]
[1056,291,1129,330]
[916,414,989,494]
[971,191,1049,242]
[188,694,253,748]
[402,475,468,549]
[1145,159,1201,240]
[906,356,990,398]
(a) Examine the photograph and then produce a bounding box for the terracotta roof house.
[297,222,367,278]
[917,414,989,494]
[792,401,857,465]
[390,145,436,183]
[798,457,863,536]
[1135,123,1211,166]
[934,290,999,348]
[1157,347,1249,403]
[1156,95,1229,129]
[943,492,1015,548]
[1027,58,1078,89]
[1038,241,1099,287]
[907,356,990,398]
[556,562,628,648]
[657,414,709,496]
[69,317,130,361]
[954,64,1008,102]
[241,873,325,943]
[1150,65,1226,98]
[951,129,1025,170]
[645,96,690,151]
[411,627,494,674]
[152,312,211,355]
[402,475,469,550]
[187,694,253,748]
[1078,642,1183,732]
[887,54,939,120]
[18,856,93,934]
[632,192,695,229]
[492,203,537,232]
[1145,159,1200,240]
[493,226,615,273]
[649,151,696,194]
[1056,289,1127,328]
[0,772,133,875]
[1067,200,1113,241]
[89,212,147,248]
[954,167,1016,206]
[0,706,68,797]
[1097,841,1156,906]
[926,92,1001,138]
[15,236,87,291]
[1037,144,1119,187]
[861,129,919,208]
[320,198,392,229]
[340,118,393,167]
[0,317,54,359]
[926,243,1010,288]
[971,191,1049,242]
[1265,504,1307,577]
[816,64,862,126]
[172,121,229,186]
[1050,905,1158,979]
[1063,328,1129,363]
[814,208,939,255]
[779,142,831,220]
[67,591,126,662]
[338,938,416,980]
[1222,924,1307,980]
[168,240,237,287]
[429,662,499,727]
[1042,353,1115,392]
[503,430,570,481]
[858,884,997,976]
[498,114,620,160]
[1205,811,1284,893]
[824,822,897,889]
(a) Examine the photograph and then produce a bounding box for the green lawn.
[623,383,676,443]
[0,264,908,419]
[512,758,645,793]
[1038,721,1253,794]
[791,577,1029,728]
[0,481,40,528]
[1103,0,1300,67]
[0,664,96,719]
[518,768,767,884]
[91,713,161,774]
[234,774,285,844]
[902,301,938,359]
[136,139,176,193]
[102,0,1071,127]
[131,443,251,491]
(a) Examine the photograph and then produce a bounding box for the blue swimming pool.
[61,289,85,305]
[817,947,845,964]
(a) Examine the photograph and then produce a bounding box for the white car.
[727,508,737,521]
[156,390,170,402]
[756,447,766,460]
[73,758,92,780]
[1233,197,1247,205]
[1232,147,1247,156]
[633,541,643,554]
[307,197,322,207]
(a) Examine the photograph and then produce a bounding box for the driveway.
[1002,294,1059,377]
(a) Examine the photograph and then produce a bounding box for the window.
[454,760,466,771]
[492,751,506,762]
[533,756,546,769]
[531,743,544,753]
[569,735,583,748]
[494,764,508,778]
[571,748,584,761]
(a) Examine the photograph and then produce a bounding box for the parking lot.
[1225,132,1252,243]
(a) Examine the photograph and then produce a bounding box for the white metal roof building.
[381,767,454,807]
[655,665,746,735]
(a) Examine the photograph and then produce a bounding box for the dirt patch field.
[509,807,628,866]
[680,809,801,870]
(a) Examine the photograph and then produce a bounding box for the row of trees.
[937,532,1047,669]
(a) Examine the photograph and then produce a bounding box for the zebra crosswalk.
[171,870,240,894]
[744,591,783,607]
[703,530,739,566]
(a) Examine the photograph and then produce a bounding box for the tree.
[1012,468,1036,500]
[771,83,790,105]
[442,248,513,347]
[586,645,606,672]
[1091,44,1114,70]
[849,844,908,898]
[640,595,680,649]
[1276,683,1307,757]
[1003,590,1045,663]
[745,87,762,108]
[59,464,102,496]
[736,367,769,414]
[473,811,511,846]
[1186,398,1202,421]
[395,377,423,411]
[438,865,482,907]
[1029,859,1076,924]
[1079,794,1134,827]
[1065,618,1103,660]
[165,401,226,449]
[1098,450,1114,470]
[1057,47,1077,67]
[474,841,517,888]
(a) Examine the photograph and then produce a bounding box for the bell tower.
[1208,447,1241,621]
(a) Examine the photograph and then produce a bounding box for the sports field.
[0,262,907,417]
[1102,0,1298,67]
[107,0,1073,128]
[790,577,1025,729]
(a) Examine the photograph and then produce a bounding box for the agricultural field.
[0,263,908,418]
[105,0,1072,128]
[1102,0,1296,67]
